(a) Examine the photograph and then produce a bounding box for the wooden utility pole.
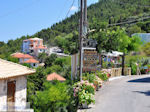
[79,0,83,81]
[79,0,87,81]
[83,0,87,35]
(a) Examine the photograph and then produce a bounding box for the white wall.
[0,76,27,111]
[0,80,7,111]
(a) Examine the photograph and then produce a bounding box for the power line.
[116,1,150,8]
[65,0,76,18]
[0,0,41,19]
[56,0,68,21]
[108,15,150,27]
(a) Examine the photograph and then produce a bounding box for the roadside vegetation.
[0,0,150,112]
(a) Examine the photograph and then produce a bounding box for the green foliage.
[38,53,47,63]
[131,64,137,75]
[0,0,150,56]
[83,73,96,83]
[78,90,95,106]
[54,31,78,54]
[97,71,108,81]
[7,56,19,63]
[44,54,57,67]
[34,82,71,112]
[22,63,32,68]
[45,65,63,75]
[142,42,150,56]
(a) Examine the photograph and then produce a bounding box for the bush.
[131,64,137,75]
[78,90,95,106]
[34,82,71,112]
[97,71,108,81]
[73,81,95,96]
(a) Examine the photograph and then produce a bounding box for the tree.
[127,25,142,36]
[44,54,57,67]
[38,52,47,63]
[142,42,150,56]
[34,82,71,112]
[93,27,142,75]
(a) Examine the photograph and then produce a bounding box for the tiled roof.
[11,53,33,59]
[0,58,35,79]
[47,72,66,81]
[23,58,39,63]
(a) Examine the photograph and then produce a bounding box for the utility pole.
[79,0,83,81]
[83,0,87,35]
[79,0,87,81]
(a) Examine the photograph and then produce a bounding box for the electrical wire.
[116,1,150,8]
[56,0,68,22]
[65,0,76,18]
[108,15,150,27]
[0,0,41,19]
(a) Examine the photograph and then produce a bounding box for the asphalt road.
[87,75,150,112]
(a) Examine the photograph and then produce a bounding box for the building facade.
[22,38,47,57]
[0,59,35,111]
[11,52,39,68]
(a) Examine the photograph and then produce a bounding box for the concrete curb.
[109,76,125,81]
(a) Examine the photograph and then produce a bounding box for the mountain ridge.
[0,0,150,57]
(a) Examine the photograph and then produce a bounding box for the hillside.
[0,0,150,58]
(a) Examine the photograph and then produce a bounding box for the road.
[86,75,150,112]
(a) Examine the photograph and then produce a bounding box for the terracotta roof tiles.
[47,72,66,81]
[11,53,33,59]
[23,58,39,64]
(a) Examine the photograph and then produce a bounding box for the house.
[47,73,66,82]
[0,58,35,111]
[22,37,47,57]
[11,52,39,67]
[11,52,34,63]
[23,58,39,68]
[49,47,69,57]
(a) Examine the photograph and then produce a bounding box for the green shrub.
[131,64,137,75]
[34,82,72,112]
[97,71,108,81]
[82,85,95,95]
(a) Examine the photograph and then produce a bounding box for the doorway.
[7,81,16,110]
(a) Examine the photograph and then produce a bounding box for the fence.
[110,67,131,77]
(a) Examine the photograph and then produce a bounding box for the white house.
[0,58,35,112]
[11,52,39,68]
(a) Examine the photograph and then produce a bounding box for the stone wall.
[0,76,27,111]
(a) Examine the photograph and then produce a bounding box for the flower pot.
[96,85,99,91]
[82,102,88,109]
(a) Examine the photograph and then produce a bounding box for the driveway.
[85,75,150,112]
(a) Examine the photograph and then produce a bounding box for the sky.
[0,0,98,42]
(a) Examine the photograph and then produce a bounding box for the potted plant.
[78,90,95,109]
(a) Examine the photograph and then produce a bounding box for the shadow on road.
[133,90,150,96]
[128,77,150,83]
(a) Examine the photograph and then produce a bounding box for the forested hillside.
[0,0,150,58]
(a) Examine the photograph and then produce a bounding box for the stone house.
[0,58,35,111]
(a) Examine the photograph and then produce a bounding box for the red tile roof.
[47,72,66,81]
[11,53,33,59]
[23,58,39,63]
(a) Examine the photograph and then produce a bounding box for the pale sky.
[0,0,98,42]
